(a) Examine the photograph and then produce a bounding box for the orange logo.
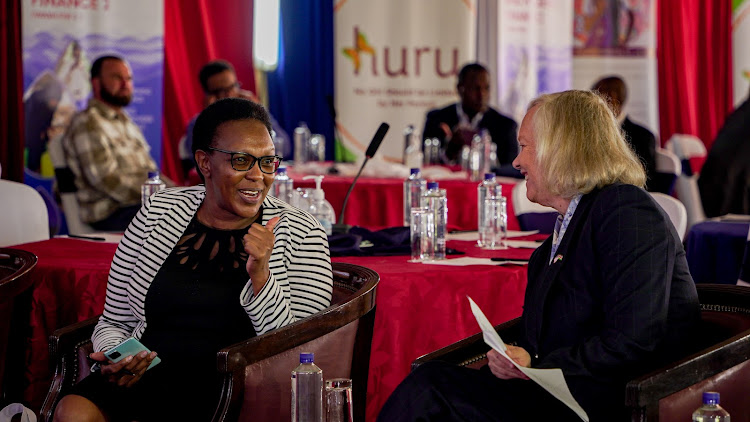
[342,26,375,74]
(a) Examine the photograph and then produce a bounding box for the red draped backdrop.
[161,0,256,184]
[656,0,733,152]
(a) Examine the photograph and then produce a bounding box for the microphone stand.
[332,156,370,234]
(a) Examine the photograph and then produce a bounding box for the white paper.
[446,230,540,241]
[505,240,543,249]
[419,257,527,266]
[467,297,589,421]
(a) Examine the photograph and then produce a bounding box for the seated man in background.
[591,75,658,189]
[379,90,699,422]
[698,86,750,217]
[422,63,518,170]
[180,59,290,177]
[62,55,158,231]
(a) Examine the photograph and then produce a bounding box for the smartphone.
[103,337,161,370]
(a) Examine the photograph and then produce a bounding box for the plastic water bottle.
[403,168,427,226]
[294,122,311,165]
[141,171,165,204]
[273,167,295,205]
[422,182,447,260]
[403,125,423,169]
[477,173,502,247]
[291,352,323,422]
[692,392,730,421]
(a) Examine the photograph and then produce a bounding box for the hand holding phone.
[104,337,161,370]
[90,337,160,387]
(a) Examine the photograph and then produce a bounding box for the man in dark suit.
[698,88,750,217]
[422,63,518,168]
[378,90,699,422]
[592,76,658,189]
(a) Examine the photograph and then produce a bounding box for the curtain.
[657,0,733,152]
[267,0,334,160]
[162,0,256,184]
[1,0,23,182]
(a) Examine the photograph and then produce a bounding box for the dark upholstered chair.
[0,248,38,405]
[41,263,379,422]
[412,284,750,422]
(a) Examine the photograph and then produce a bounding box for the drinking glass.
[410,208,434,262]
[325,378,354,422]
[481,196,508,249]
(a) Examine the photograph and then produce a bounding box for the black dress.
[70,215,258,421]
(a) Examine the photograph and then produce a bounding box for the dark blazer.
[518,184,700,420]
[698,97,750,217]
[622,117,657,189]
[422,104,518,165]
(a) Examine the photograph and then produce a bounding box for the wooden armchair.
[0,248,38,405]
[412,284,750,422]
[41,263,379,422]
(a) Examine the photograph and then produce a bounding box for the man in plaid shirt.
[62,55,158,231]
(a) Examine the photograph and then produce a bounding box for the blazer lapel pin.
[553,254,563,264]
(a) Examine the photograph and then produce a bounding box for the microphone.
[365,123,389,158]
[335,122,390,230]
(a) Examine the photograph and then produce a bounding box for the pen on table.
[68,234,106,241]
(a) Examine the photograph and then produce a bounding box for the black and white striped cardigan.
[92,186,333,352]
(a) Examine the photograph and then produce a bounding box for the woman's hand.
[487,346,531,380]
[89,350,158,388]
[243,216,280,294]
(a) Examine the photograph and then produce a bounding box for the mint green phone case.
[104,337,161,370]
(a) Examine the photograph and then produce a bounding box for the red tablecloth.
[15,237,536,419]
[293,174,519,232]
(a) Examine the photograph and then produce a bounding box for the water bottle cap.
[484,173,496,180]
[148,171,158,179]
[277,167,287,174]
[427,182,438,189]
[299,352,314,363]
[702,391,720,405]
[410,168,420,175]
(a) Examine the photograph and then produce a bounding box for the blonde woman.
[378,90,699,422]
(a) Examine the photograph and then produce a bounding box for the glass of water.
[481,196,508,250]
[326,378,354,422]
[410,208,434,262]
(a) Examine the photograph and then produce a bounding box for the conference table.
[685,220,750,285]
[14,234,539,420]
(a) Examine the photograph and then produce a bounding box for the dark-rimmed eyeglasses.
[206,81,241,98]
[207,147,282,174]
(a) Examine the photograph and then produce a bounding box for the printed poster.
[22,0,164,175]
[334,0,476,162]
[497,0,574,124]
[571,0,658,135]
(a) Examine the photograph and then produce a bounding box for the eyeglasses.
[207,147,282,174]
[207,81,241,98]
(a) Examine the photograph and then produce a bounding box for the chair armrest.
[412,318,521,371]
[626,329,750,410]
[40,315,99,422]
[212,274,378,422]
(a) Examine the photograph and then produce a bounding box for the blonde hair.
[528,90,646,199]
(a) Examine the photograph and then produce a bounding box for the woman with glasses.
[54,98,333,422]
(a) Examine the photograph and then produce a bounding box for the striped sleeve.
[240,197,333,335]
[91,200,152,352]
[91,187,203,351]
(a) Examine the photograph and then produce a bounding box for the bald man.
[592,76,657,189]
